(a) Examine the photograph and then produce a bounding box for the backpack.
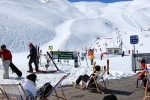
[37,82,53,99]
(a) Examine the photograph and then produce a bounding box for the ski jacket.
[20,79,37,100]
[0,49,12,61]
[28,46,37,60]
[89,54,95,60]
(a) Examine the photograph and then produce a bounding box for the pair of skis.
[35,45,40,67]
[35,45,59,72]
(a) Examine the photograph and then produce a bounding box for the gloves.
[27,55,30,59]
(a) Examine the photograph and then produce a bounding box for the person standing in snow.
[0,44,12,79]
[27,43,39,72]
[81,52,85,60]
[89,49,95,65]
[122,51,124,57]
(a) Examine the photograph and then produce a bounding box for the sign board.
[130,35,139,44]
[51,51,74,59]
[48,46,53,51]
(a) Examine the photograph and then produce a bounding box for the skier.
[81,52,85,60]
[0,44,12,79]
[27,43,39,72]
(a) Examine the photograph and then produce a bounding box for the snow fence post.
[107,59,109,75]
[73,51,78,68]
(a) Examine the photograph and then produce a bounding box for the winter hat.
[1,45,6,49]
[29,43,33,47]
[26,73,37,83]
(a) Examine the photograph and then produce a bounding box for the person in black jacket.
[27,43,38,72]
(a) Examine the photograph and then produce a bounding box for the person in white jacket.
[20,73,37,100]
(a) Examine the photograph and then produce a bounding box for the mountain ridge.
[0,0,150,53]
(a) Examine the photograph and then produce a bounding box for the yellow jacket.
[90,54,95,59]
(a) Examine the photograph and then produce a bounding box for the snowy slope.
[0,0,149,53]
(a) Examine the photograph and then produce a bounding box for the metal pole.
[121,39,122,52]
[133,44,136,73]
[133,44,135,54]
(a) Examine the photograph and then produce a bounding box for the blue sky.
[68,0,131,3]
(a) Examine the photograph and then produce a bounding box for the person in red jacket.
[0,44,12,79]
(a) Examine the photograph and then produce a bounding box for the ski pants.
[2,60,10,79]
[76,74,95,85]
[28,58,38,72]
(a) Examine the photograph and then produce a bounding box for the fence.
[132,53,150,73]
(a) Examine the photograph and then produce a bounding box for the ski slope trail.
[41,19,75,52]
[122,2,141,30]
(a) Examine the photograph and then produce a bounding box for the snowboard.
[9,62,22,77]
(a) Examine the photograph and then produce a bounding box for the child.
[44,54,51,70]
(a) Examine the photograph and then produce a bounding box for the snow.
[0,0,150,88]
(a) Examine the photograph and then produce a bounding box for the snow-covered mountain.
[0,0,150,53]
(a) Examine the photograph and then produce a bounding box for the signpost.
[48,46,53,51]
[130,35,139,53]
[130,35,139,73]
[51,51,74,59]
[50,51,78,68]
[130,35,139,44]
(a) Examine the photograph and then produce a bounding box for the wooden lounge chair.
[37,73,70,100]
[143,73,150,100]
[0,83,28,100]
[81,66,108,94]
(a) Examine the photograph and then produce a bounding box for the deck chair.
[143,73,150,100]
[37,73,70,100]
[0,83,28,100]
[81,66,107,94]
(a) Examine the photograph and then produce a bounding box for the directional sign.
[130,35,139,44]
[51,51,74,59]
